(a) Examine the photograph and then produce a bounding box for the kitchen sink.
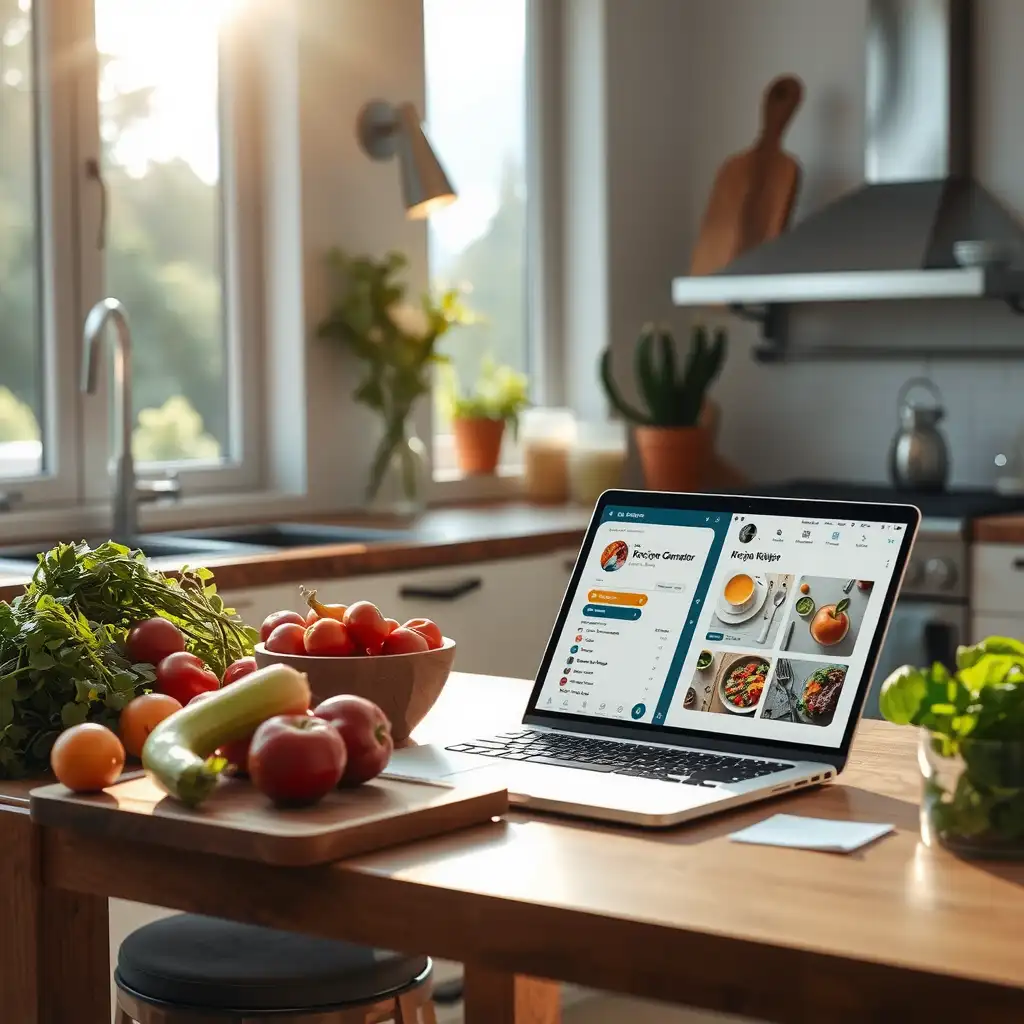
[0,532,269,574]
[175,522,413,549]
[0,523,411,576]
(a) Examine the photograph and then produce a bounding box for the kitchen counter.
[0,502,591,603]
[972,513,1024,544]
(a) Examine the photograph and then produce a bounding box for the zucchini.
[142,664,311,806]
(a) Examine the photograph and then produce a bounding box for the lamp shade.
[356,100,456,219]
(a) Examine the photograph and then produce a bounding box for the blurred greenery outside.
[0,1,526,477]
[0,0,226,472]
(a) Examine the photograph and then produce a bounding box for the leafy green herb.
[879,637,1024,847]
[0,541,258,777]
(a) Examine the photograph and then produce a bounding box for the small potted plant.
[441,359,529,476]
[599,324,726,492]
[880,636,1024,859]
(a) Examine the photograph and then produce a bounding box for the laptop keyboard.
[445,730,795,787]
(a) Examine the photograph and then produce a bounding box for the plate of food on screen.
[796,664,847,726]
[718,655,770,714]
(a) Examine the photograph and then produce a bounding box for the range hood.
[672,0,1024,308]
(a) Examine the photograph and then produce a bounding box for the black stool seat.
[116,914,429,1013]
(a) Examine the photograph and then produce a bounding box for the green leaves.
[0,541,255,777]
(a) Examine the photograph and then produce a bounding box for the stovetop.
[737,480,1024,523]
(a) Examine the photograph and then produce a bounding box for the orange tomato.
[119,693,183,758]
[403,617,443,650]
[50,723,125,792]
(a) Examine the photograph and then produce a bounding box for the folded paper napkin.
[729,814,894,853]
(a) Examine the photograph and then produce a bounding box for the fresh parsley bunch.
[0,542,258,777]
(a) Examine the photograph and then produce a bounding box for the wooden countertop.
[973,513,1024,544]
[5,674,1024,1022]
[0,502,590,603]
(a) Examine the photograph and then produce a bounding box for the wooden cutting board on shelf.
[690,75,804,277]
[31,773,507,867]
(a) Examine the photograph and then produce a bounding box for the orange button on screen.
[587,590,648,607]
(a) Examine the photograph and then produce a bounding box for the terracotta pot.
[255,638,456,743]
[452,417,506,475]
[634,425,711,492]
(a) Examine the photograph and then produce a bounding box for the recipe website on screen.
[535,505,907,748]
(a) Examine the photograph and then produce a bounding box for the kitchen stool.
[113,914,437,1023]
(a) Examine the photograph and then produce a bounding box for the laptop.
[387,489,919,827]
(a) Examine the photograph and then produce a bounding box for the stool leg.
[395,991,437,1024]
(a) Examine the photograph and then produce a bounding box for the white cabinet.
[221,548,580,680]
[970,543,1024,642]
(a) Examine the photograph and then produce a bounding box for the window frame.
[423,0,562,495]
[2,0,266,512]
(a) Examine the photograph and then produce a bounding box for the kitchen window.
[0,0,262,508]
[424,0,531,477]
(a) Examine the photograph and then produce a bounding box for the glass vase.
[919,730,1024,859]
[366,426,428,517]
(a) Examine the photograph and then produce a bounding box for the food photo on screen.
[706,572,794,649]
[778,576,874,659]
[680,649,773,716]
[760,659,848,726]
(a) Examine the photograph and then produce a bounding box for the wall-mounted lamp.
[356,100,456,220]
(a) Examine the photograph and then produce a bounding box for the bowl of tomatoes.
[252,594,455,743]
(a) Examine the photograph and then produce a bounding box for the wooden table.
[4,673,1024,1024]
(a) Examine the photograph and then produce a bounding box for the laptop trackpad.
[384,745,507,783]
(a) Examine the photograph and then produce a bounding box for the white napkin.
[729,813,894,853]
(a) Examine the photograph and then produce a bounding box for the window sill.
[430,466,524,503]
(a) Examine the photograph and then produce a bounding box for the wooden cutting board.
[690,75,804,277]
[31,773,507,867]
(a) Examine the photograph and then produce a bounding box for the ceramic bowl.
[254,638,456,743]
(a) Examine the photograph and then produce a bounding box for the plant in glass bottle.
[879,636,1024,859]
[317,249,470,511]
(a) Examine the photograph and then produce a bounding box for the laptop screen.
[528,495,917,753]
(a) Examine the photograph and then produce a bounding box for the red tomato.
[259,610,306,644]
[265,622,308,656]
[303,618,356,657]
[384,617,400,633]
[403,618,443,650]
[125,617,186,666]
[305,608,320,626]
[380,627,429,656]
[155,652,219,705]
[222,656,258,686]
[314,695,393,786]
[248,715,347,805]
[343,601,391,651]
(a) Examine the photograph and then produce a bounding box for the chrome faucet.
[81,298,181,538]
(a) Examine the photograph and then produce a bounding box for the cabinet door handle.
[1013,559,1024,570]
[399,577,482,601]
[563,558,577,572]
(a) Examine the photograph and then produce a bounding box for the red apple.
[380,627,428,656]
[314,695,393,786]
[248,714,347,805]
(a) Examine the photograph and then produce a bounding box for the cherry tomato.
[343,601,391,651]
[259,610,306,644]
[380,627,429,655]
[155,652,220,705]
[403,618,443,650]
[265,622,308,656]
[383,617,400,633]
[118,693,182,758]
[50,723,125,792]
[125,617,186,666]
[303,618,356,656]
[223,656,258,686]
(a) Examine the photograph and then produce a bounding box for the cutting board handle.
[760,74,804,146]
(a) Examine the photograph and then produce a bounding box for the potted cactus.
[599,324,726,491]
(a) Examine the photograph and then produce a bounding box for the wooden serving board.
[30,774,507,867]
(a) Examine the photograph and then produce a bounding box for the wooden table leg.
[0,808,110,1024]
[463,966,560,1024]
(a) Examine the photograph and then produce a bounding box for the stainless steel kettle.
[889,377,949,491]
